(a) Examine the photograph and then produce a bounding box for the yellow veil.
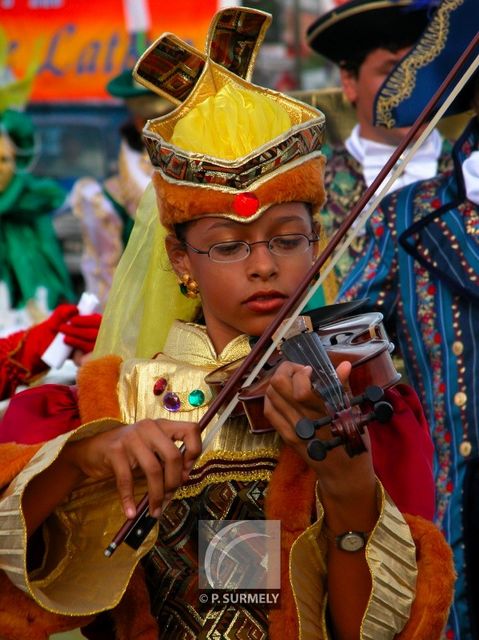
[93,183,199,359]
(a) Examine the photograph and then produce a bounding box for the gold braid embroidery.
[375,0,464,128]
[172,447,280,498]
[174,469,275,499]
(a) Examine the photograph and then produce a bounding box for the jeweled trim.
[143,119,325,190]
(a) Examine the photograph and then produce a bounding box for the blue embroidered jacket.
[339,117,479,640]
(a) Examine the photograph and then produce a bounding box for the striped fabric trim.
[362,491,417,638]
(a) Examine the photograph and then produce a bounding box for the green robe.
[0,172,74,309]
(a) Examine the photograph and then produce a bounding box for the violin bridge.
[273,315,313,343]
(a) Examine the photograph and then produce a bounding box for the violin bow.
[105,34,479,557]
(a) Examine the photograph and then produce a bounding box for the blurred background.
[1,0,342,292]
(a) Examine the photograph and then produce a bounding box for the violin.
[205,309,399,459]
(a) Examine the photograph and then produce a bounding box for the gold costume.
[0,321,420,638]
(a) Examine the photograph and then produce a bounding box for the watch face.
[337,531,366,552]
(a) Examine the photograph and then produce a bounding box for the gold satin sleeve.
[289,481,417,640]
[0,418,156,617]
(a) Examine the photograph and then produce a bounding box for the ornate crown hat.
[374,0,479,128]
[306,0,435,65]
[132,7,326,231]
[94,7,329,360]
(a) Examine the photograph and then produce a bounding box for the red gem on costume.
[427,284,437,295]
[434,332,442,344]
[153,377,168,396]
[439,382,446,393]
[233,192,259,217]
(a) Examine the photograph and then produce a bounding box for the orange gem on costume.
[233,192,259,217]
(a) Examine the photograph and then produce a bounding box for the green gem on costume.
[188,389,205,407]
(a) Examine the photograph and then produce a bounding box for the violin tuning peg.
[295,415,332,440]
[350,385,384,406]
[372,400,394,423]
[307,436,342,461]
[296,418,316,440]
[364,385,385,403]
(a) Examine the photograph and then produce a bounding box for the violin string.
[297,341,343,411]
[281,335,345,411]
[303,342,345,411]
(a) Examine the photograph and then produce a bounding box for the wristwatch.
[335,530,369,552]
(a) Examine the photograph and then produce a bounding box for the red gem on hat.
[233,192,259,217]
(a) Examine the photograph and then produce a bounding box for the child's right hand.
[64,418,202,519]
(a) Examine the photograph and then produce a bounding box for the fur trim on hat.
[153,156,326,230]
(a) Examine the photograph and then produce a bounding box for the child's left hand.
[263,360,376,500]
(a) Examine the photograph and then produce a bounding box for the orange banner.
[2,0,232,102]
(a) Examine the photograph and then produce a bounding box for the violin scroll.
[295,384,394,461]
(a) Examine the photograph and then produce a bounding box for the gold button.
[454,391,467,407]
[459,441,472,457]
[452,341,464,356]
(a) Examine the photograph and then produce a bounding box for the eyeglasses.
[183,233,319,263]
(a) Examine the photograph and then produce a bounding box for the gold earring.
[178,273,200,298]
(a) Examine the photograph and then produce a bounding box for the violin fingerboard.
[280,333,345,411]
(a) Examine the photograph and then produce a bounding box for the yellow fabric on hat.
[170,83,292,159]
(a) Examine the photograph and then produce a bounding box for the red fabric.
[0,305,101,402]
[23,304,79,365]
[0,385,81,444]
[0,329,29,400]
[369,383,435,520]
[0,305,78,401]
[60,313,102,353]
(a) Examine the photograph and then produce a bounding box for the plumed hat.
[374,0,479,128]
[132,7,326,231]
[306,0,435,65]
